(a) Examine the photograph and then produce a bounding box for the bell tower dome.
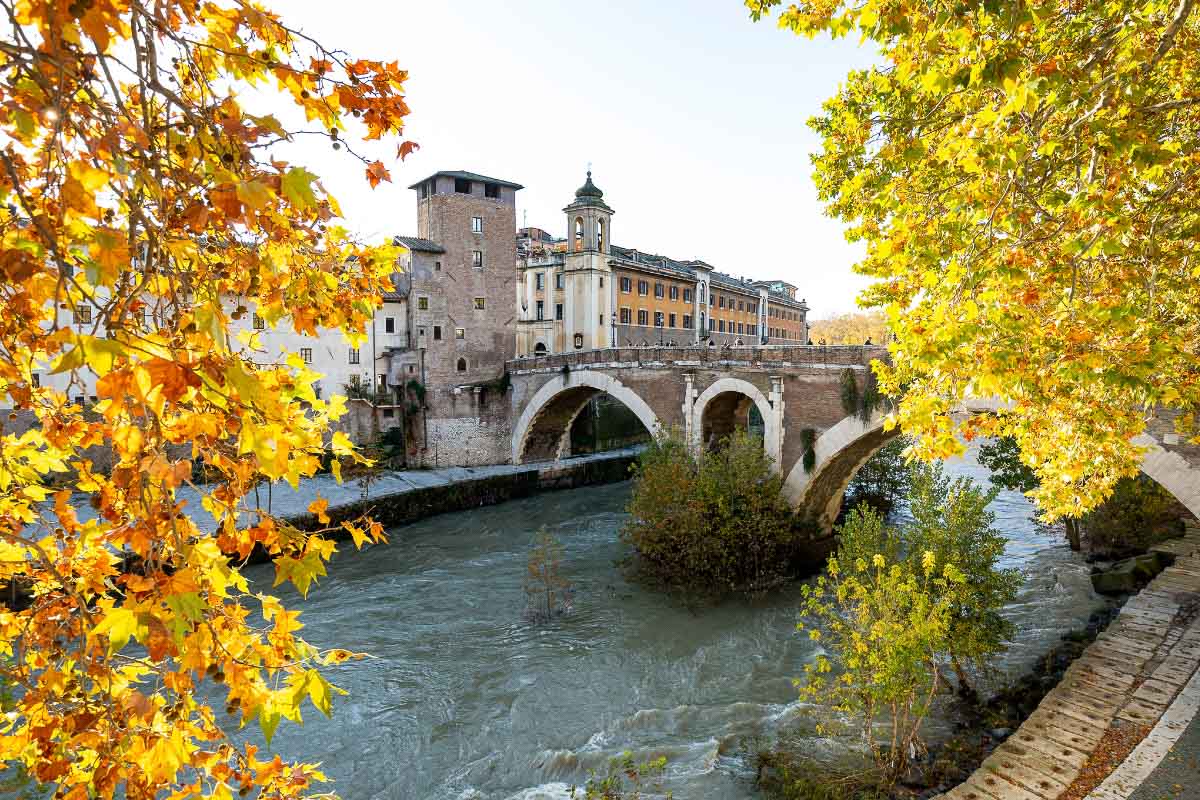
[563,170,613,254]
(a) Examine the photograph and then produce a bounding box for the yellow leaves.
[281,167,318,211]
[236,179,274,212]
[331,431,354,457]
[93,607,141,654]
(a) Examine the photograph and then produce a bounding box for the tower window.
[457,357,468,372]
[474,297,486,310]
[472,250,483,269]
[252,313,265,330]
[417,296,429,310]
[435,261,442,271]
[471,216,482,234]
[484,182,500,199]
[597,218,605,251]
[574,217,584,252]
[455,327,465,339]
[385,317,395,333]
[300,347,313,364]
[74,304,92,324]
[349,348,360,364]
[454,178,471,194]
[433,325,442,340]
[555,303,563,320]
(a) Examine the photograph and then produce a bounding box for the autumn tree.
[807,310,889,346]
[0,2,414,797]
[748,0,1200,520]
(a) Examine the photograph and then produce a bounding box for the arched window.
[534,342,547,355]
[456,357,467,372]
[597,218,605,252]
[574,217,584,252]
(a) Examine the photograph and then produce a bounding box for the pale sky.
[276,0,879,316]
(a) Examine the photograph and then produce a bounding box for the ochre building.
[515,173,808,356]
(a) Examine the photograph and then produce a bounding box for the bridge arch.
[784,411,1200,533]
[512,370,660,463]
[690,378,780,466]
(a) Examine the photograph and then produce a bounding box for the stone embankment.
[939,523,1200,800]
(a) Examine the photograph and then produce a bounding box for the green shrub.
[839,368,859,416]
[1084,474,1186,557]
[798,465,1018,785]
[623,429,806,597]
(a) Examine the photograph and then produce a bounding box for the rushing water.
[242,446,1105,799]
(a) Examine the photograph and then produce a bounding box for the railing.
[507,344,891,372]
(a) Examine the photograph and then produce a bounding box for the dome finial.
[575,167,603,200]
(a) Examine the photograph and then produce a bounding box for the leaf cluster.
[750,0,1200,520]
[0,2,410,797]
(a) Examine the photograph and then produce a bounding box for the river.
[242,447,1105,799]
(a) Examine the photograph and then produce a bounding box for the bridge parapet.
[506,345,891,375]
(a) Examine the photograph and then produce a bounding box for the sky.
[277,0,880,316]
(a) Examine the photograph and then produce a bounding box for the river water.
[243,448,1105,799]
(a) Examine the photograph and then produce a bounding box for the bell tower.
[560,171,615,351]
[564,171,613,254]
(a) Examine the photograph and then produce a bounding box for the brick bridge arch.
[784,404,1200,532]
[507,347,1200,530]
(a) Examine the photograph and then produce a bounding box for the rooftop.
[407,170,524,191]
[393,235,446,254]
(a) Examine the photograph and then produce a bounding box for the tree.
[747,0,1200,522]
[808,310,890,346]
[524,527,572,621]
[798,506,959,787]
[623,429,804,596]
[0,3,413,797]
[979,436,1083,550]
[801,468,1018,786]
[900,462,1020,695]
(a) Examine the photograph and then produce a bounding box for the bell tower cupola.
[564,170,613,254]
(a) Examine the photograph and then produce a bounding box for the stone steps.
[935,533,1200,800]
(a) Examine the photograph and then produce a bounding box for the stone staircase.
[939,521,1200,800]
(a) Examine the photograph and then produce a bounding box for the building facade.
[515,173,808,356]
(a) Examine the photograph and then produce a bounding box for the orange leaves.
[307,497,330,524]
[397,140,419,161]
[365,160,391,188]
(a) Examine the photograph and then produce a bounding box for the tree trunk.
[952,656,978,703]
[1064,517,1081,551]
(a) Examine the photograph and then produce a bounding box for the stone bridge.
[506,346,1200,531]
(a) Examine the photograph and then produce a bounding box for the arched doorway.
[534,342,548,355]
